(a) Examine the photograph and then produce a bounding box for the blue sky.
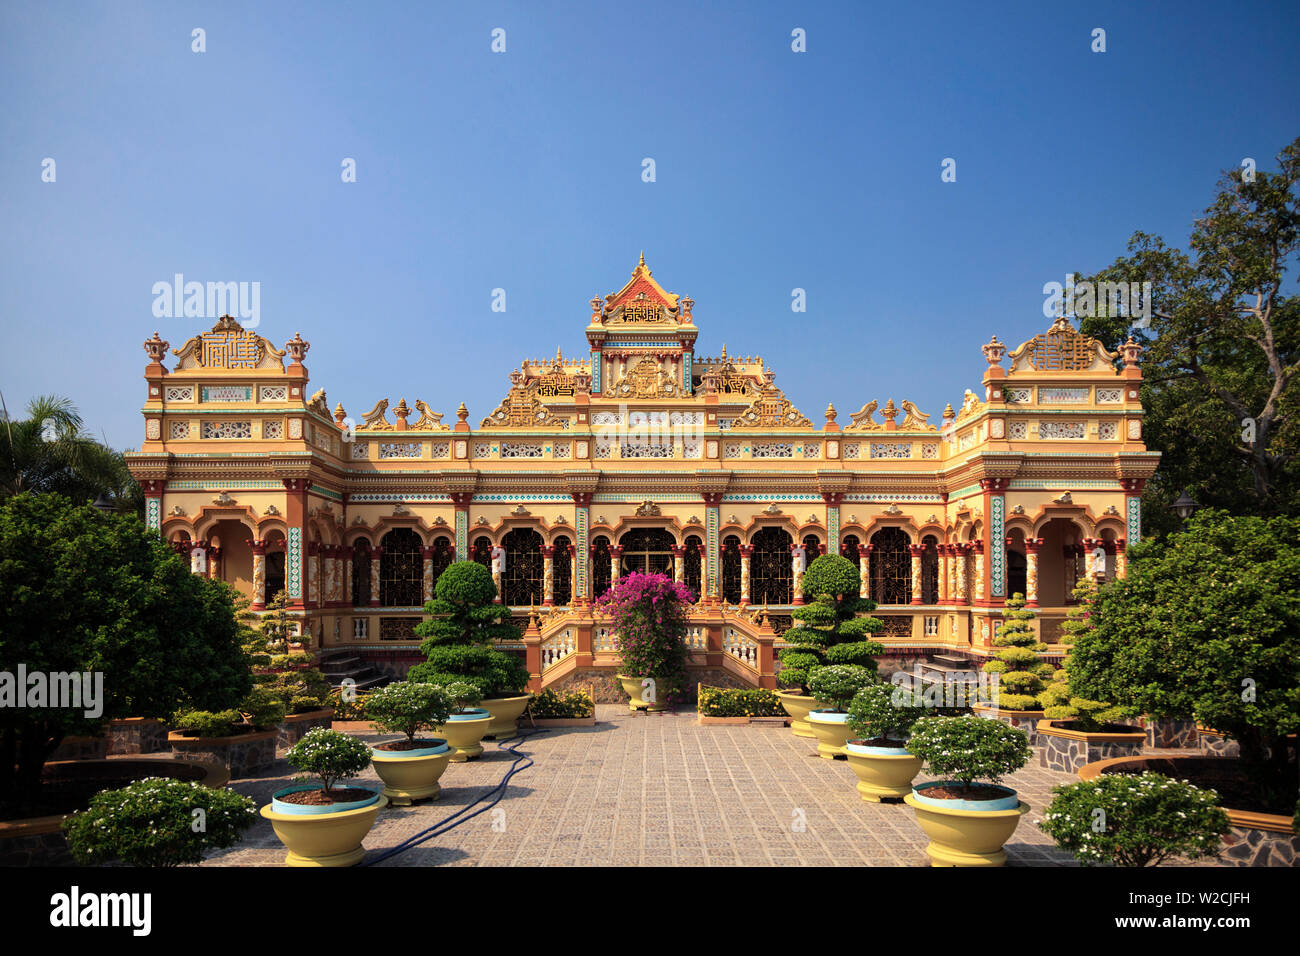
[2,0,1297,449]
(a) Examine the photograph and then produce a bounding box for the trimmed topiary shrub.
[363,681,453,745]
[1039,578,1130,730]
[847,681,927,745]
[697,686,786,718]
[906,715,1032,794]
[1040,772,1231,866]
[982,593,1050,710]
[63,777,258,867]
[777,554,884,694]
[171,709,244,738]
[807,664,877,712]
[528,688,595,719]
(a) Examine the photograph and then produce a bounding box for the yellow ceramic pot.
[370,740,452,805]
[904,784,1029,866]
[844,742,924,801]
[806,710,852,759]
[260,790,387,867]
[618,675,667,712]
[775,691,820,738]
[434,710,493,761]
[481,695,531,739]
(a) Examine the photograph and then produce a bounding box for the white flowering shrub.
[1040,771,1230,866]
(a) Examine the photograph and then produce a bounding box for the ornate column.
[909,545,923,605]
[695,541,707,602]
[703,492,723,604]
[860,543,873,600]
[305,542,319,608]
[140,479,164,532]
[739,545,752,605]
[1115,538,1127,578]
[1121,478,1145,547]
[1024,538,1041,607]
[282,477,309,610]
[207,545,221,580]
[343,546,353,605]
[979,477,1009,603]
[954,544,969,605]
[542,546,555,606]
[368,546,382,607]
[421,546,435,605]
[450,492,473,562]
[671,546,685,584]
[250,540,267,610]
[1082,538,1097,578]
[572,492,592,604]
[973,539,986,602]
[822,491,843,560]
[609,546,622,586]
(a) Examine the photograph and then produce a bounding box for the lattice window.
[1039,387,1089,404]
[921,443,938,459]
[870,527,912,604]
[502,528,543,605]
[684,536,703,602]
[621,441,673,458]
[591,536,612,599]
[471,536,493,570]
[753,442,793,459]
[429,536,454,586]
[351,540,372,607]
[379,529,422,606]
[594,440,613,459]
[266,550,285,599]
[842,442,861,459]
[592,411,620,426]
[201,421,252,439]
[1005,387,1032,403]
[721,536,742,604]
[751,526,793,605]
[553,442,570,459]
[1098,421,1118,440]
[1023,326,1096,370]
[723,443,742,459]
[379,442,422,459]
[681,439,702,459]
[350,441,369,459]
[473,442,493,458]
[841,534,861,578]
[801,442,820,458]
[1008,421,1028,439]
[878,615,913,638]
[164,386,194,402]
[618,528,675,577]
[552,536,572,606]
[169,420,190,439]
[263,420,283,440]
[379,617,419,641]
[1039,421,1086,439]
[259,385,288,402]
[500,442,543,459]
[921,536,940,604]
[717,419,734,431]
[959,432,976,450]
[312,429,333,452]
[870,442,911,459]
[1096,388,1123,404]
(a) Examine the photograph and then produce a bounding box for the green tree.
[1077,137,1300,532]
[407,562,528,697]
[0,394,143,515]
[0,493,253,812]
[776,554,885,694]
[982,593,1050,710]
[1069,510,1300,809]
[1038,578,1129,731]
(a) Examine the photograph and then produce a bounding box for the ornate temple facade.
[126,257,1159,690]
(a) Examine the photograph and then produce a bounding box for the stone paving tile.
[205,705,1099,867]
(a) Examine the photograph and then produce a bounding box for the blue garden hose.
[360,727,547,866]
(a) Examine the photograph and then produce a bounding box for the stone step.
[931,653,971,667]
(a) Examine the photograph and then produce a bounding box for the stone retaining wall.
[168,730,278,778]
[107,718,170,755]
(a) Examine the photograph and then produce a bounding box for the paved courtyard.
[209,705,1082,867]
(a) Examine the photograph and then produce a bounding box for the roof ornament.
[981,335,1006,366]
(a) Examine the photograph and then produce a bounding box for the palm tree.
[0,394,143,514]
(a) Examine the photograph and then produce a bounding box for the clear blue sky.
[2,0,1297,449]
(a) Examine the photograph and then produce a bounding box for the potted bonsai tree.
[431,681,493,761]
[843,681,929,801]
[410,561,531,740]
[903,715,1032,866]
[260,727,385,867]
[363,681,454,804]
[776,555,884,737]
[805,664,877,759]
[64,777,258,867]
[597,570,693,712]
[1040,771,1230,866]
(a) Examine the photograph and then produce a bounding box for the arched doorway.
[591,535,612,599]
[721,535,742,604]
[1005,529,1028,598]
[429,535,454,586]
[502,527,543,606]
[751,526,794,605]
[552,536,572,606]
[869,527,912,604]
[619,528,676,577]
[683,534,703,601]
[209,519,255,599]
[921,534,940,604]
[380,528,422,606]
[1037,517,1085,606]
[351,538,372,607]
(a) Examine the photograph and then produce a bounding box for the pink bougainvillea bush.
[596,571,693,703]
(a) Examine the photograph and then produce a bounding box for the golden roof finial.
[639,250,645,268]
[457,401,468,423]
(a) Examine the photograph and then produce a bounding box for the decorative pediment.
[899,401,936,431]
[481,386,566,428]
[1007,317,1118,373]
[845,401,882,431]
[728,386,812,429]
[412,400,450,430]
[170,316,286,372]
[595,254,682,326]
[635,500,661,516]
[602,356,678,399]
[358,399,393,431]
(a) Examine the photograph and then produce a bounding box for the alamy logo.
[50,886,151,936]
[0,665,104,719]
[1042,273,1152,324]
[152,274,261,327]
